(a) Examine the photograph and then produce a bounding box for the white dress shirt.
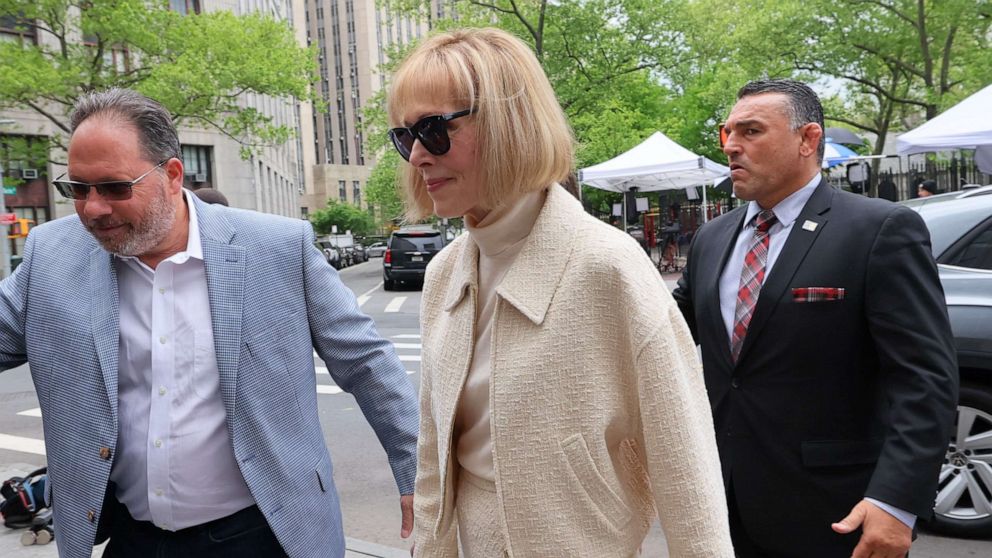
[717,175,915,529]
[110,190,255,530]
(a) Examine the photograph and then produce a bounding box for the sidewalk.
[1,464,409,558]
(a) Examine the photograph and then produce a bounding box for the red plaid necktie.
[730,210,777,362]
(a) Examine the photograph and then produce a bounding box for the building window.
[0,14,36,45]
[169,0,201,15]
[301,206,309,219]
[338,180,346,201]
[181,144,213,188]
[352,180,361,207]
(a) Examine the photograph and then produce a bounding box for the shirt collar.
[743,174,821,230]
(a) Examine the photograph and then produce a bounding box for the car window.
[391,234,442,251]
[946,223,992,271]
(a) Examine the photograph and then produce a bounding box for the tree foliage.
[0,0,320,159]
[309,199,375,236]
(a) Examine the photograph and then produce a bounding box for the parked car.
[316,242,344,270]
[352,243,369,263]
[367,242,387,258]
[383,226,445,290]
[902,192,992,537]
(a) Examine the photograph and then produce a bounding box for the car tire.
[383,274,395,291]
[926,382,992,538]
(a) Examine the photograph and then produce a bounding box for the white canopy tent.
[578,131,729,226]
[897,83,992,174]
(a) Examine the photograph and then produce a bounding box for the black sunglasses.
[53,161,167,201]
[388,109,475,161]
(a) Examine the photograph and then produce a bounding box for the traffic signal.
[7,218,33,238]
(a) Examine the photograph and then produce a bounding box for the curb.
[346,537,409,557]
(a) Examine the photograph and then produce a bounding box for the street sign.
[0,213,15,226]
[2,186,14,196]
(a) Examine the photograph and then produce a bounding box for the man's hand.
[832,499,911,558]
[400,494,414,539]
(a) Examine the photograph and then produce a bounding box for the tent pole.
[702,182,709,224]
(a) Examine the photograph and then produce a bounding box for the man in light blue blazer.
[0,89,418,558]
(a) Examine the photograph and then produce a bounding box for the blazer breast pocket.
[791,287,846,303]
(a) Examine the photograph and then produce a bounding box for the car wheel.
[927,383,992,537]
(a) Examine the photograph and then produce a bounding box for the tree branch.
[25,101,71,134]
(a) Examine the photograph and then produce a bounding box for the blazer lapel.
[737,182,834,363]
[89,248,120,422]
[197,200,246,421]
[703,208,747,369]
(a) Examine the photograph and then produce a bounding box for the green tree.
[364,148,406,228]
[309,199,376,236]
[0,0,320,159]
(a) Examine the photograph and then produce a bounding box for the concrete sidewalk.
[1,463,409,558]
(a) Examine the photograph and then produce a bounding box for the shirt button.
[99,447,112,460]
[154,439,163,448]
[159,288,165,294]
[159,336,167,344]
[155,488,164,497]
[158,387,167,396]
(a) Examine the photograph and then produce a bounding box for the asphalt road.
[1,258,990,556]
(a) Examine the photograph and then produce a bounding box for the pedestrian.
[192,186,229,206]
[918,179,938,197]
[674,79,958,557]
[0,88,419,558]
[388,28,733,557]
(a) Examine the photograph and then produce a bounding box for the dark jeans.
[102,498,288,558]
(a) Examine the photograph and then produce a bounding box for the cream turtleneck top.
[455,188,547,481]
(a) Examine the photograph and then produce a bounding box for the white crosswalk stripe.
[0,433,46,456]
[384,297,407,313]
[17,408,42,418]
[393,334,421,339]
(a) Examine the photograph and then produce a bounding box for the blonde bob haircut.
[387,27,574,221]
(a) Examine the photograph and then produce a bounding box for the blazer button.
[731,377,741,389]
[99,447,112,460]
[87,510,96,523]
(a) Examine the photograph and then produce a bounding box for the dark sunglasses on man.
[53,160,168,201]
[388,109,476,161]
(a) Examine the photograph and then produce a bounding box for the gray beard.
[92,184,177,257]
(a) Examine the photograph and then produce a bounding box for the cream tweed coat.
[413,185,734,557]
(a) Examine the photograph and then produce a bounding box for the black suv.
[383,227,445,290]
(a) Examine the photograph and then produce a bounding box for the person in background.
[0,88,418,558]
[389,27,734,557]
[674,79,957,557]
[193,187,229,206]
[918,179,938,197]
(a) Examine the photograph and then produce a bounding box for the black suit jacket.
[673,181,958,556]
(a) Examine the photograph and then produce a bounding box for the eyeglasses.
[388,109,475,161]
[718,123,729,148]
[53,161,167,201]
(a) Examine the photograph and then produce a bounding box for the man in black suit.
[673,79,958,557]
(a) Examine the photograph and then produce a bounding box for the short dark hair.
[69,88,181,165]
[919,179,938,195]
[193,187,230,206]
[738,79,825,164]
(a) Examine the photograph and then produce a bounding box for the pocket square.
[792,287,845,302]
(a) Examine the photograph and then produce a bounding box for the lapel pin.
[802,220,818,232]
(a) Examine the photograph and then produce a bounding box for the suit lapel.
[703,208,748,369]
[737,182,834,363]
[197,199,246,421]
[89,248,120,422]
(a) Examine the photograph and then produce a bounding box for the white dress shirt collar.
[741,174,821,231]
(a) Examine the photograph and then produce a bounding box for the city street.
[1,259,990,556]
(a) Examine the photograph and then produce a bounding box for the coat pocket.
[560,433,631,529]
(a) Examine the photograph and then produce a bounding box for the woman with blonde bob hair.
[388,27,734,557]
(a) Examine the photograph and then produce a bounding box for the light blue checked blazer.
[0,195,419,558]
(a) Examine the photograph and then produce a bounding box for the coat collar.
[443,184,579,325]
